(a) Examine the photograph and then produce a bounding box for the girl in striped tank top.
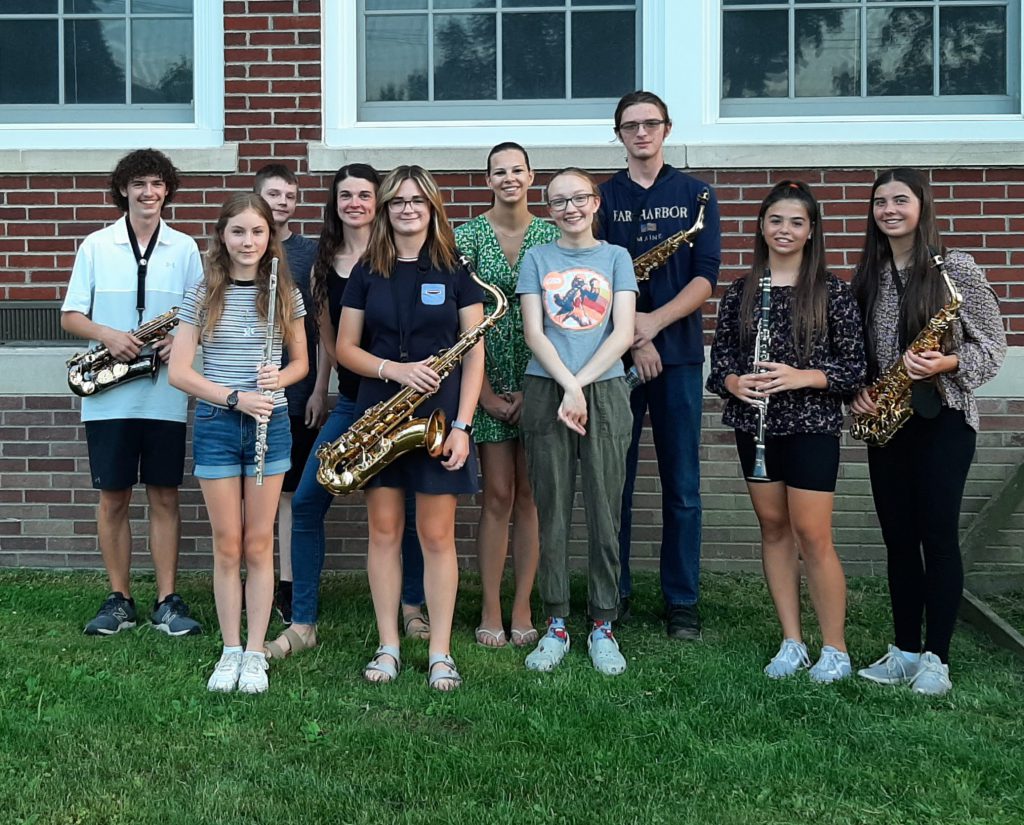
[170,193,308,694]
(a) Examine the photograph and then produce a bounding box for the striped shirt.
[178,279,306,408]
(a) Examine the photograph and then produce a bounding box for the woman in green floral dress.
[455,143,559,648]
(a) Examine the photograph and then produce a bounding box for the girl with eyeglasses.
[516,167,638,677]
[851,168,1005,696]
[337,165,485,691]
[454,142,559,650]
[707,181,866,683]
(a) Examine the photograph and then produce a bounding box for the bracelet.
[377,359,390,382]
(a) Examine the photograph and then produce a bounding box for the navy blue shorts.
[192,402,291,480]
[85,418,186,490]
[735,430,840,493]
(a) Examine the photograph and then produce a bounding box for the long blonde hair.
[365,165,459,276]
[200,193,297,342]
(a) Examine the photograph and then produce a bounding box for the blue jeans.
[290,395,425,625]
[618,364,703,607]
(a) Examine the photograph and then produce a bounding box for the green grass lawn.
[1,570,1022,825]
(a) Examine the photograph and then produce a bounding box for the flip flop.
[265,626,317,661]
[475,626,507,648]
[364,645,401,684]
[403,611,430,640]
[510,627,539,648]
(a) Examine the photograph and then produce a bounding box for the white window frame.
[0,3,223,152]
[320,0,1024,171]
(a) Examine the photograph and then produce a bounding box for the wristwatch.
[226,390,239,411]
[451,420,473,437]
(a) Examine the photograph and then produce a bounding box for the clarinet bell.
[746,445,771,483]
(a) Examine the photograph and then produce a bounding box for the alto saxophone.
[316,255,507,495]
[747,268,773,482]
[66,307,179,397]
[850,252,963,447]
[632,188,710,281]
[254,257,279,486]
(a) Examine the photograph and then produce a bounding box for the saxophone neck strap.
[125,218,160,325]
[389,252,430,362]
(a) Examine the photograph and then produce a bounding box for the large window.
[721,0,1020,117]
[359,0,640,121]
[0,0,195,124]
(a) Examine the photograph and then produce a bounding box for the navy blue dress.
[341,254,485,494]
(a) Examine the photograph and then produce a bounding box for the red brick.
[249,32,297,46]
[6,191,56,205]
[252,64,297,78]
[229,15,271,31]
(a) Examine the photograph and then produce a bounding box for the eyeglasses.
[387,196,428,212]
[617,119,667,134]
[548,193,596,212]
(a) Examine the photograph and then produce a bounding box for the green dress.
[455,215,560,444]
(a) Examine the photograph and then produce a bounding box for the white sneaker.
[207,650,243,693]
[857,645,920,685]
[237,651,269,694]
[764,638,810,679]
[809,645,852,683]
[910,652,952,696]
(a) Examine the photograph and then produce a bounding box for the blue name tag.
[421,283,445,305]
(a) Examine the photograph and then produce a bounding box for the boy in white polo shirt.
[61,149,204,637]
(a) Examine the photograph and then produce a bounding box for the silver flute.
[747,267,772,483]
[254,257,279,486]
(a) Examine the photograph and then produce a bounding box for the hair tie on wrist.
[377,359,390,382]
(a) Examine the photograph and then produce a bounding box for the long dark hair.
[739,180,828,366]
[851,167,946,380]
[311,163,381,320]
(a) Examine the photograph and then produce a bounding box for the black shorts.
[735,430,840,493]
[282,414,320,493]
[85,418,186,490]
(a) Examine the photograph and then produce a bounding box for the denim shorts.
[193,402,292,480]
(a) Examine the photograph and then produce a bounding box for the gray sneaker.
[525,627,570,672]
[764,638,810,679]
[587,626,626,676]
[858,645,920,685]
[910,652,952,696]
[84,592,137,636]
[151,593,202,637]
[809,645,852,684]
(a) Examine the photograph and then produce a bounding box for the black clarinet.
[747,267,772,483]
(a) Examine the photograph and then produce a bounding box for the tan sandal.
[265,626,317,661]
[403,610,430,641]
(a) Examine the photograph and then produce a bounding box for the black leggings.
[867,407,976,663]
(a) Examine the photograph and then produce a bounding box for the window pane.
[795,9,859,97]
[132,1,192,11]
[723,1,783,5]
[434,13,495,100]
[0,20,58,103]
[571,0,632,5]
[867,7,932,96]
[434,0,494,8]
[941,6,1006,95]
[64,0,125,12]
[365,15,428,101]
[504,0,562,7]
[65,18,125,103]
[571,11,634,98]
[132,18,192,103]
[2,1,57,12]
[366,0,426,10]
[722,11,787,98]
[502,12,564,99]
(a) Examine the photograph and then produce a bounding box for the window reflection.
[722,10,788,98]
[795,9,859,97]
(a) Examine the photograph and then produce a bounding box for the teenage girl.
[337,165,485,691]
[455,142,559,649]
[517,167,637,676]
[169,193,308,694]
[265,164,429,660]
[851,168,1005,696]
[706,180,866,683]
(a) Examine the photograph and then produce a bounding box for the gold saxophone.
[632,188,710,281]
[316,255,507,495]
[66,307,180,397]
[850,252,963,447]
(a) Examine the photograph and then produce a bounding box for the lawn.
[1,570,1022,825]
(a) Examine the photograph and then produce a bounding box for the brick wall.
[2,1,1023,582]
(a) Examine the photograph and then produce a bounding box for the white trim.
[323,0,1024,152]
[8,346,1024,398]
[0,5,224,151]
[0,146,238,175]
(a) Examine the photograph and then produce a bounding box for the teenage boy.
[62,149,204,636]
[598,91,722,640]
[252,164,327,623]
